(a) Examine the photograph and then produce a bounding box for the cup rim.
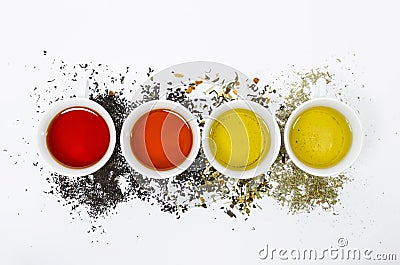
[202,100,281,179]
[283,98,363,177]
[37,98,116,177]
[120,99,201,179]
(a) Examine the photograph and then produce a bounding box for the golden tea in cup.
[202,100,281,179]
[208,108,271,171]
[284,98,363,176]
[289,106,352,168]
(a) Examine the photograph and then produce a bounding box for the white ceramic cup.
[120,100,201,179]
[202,100,281,179]
[284,98,363,176]
[37,98,116,177]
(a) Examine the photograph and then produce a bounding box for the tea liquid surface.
[289,106,352,168]
[130,109,193,171]
[208,108,271,171]
[46,107,110,168]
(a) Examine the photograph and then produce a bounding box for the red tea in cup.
[46,106,110,168]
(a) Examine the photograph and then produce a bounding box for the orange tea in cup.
[130,109,193,171]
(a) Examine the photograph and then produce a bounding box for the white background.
[1,0,400,264]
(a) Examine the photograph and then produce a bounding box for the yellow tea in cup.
[289,106,352,168]
[208,108,271,171]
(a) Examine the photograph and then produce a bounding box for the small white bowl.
[37,98,116,177]
[120,100,201,179]
[284,98,363,176]
[202,100,281,179]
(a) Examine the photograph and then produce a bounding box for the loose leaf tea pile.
[32,56,361,224]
